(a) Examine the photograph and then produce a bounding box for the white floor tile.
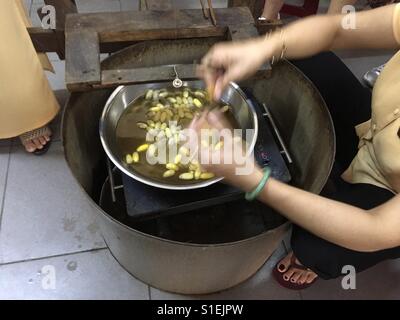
[0,142,105,263]
[151,242,301,300]
[0,249,149,300]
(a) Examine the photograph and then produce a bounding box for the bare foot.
[277,252,318,285]
[20,126,52,153]
[260,0,284,21]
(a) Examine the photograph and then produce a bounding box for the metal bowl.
[99,80,258,190]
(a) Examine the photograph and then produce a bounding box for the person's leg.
[260,0,284,21]
[274,52,382,286]
[290,183,397,281]
[291,51,372,171]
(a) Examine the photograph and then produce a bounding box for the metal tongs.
[200,0,217,26]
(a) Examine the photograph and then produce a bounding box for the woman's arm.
[201,4,399,99]
[274,4,397,59]
[258,177,400,252]
[211,151,400,253]
[190,113,400,253]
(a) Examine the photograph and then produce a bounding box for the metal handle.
[261,103,293,164]
[172,65,183,88]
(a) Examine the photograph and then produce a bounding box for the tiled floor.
[1,0,399,300]
[0,249,149,300]
[150,244,302,300]
[0,142,106,264]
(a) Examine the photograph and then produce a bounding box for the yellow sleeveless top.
[342,4,400,194]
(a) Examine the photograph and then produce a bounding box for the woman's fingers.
[207,110,231,131]
[187,112,209,157]
[200,44,235,100]
[196,65,217,95]
[188,111,208,132]
[214,63,248,99]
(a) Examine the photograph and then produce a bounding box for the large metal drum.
[62,38,335,294]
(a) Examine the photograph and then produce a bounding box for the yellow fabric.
[342,3,400,194]
[15,0,54,72]
[0,0,59,139]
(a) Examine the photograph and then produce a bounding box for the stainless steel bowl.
[99,80,259,190]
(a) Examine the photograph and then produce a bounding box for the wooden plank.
[28,28,59,52]
[100,64,198,88]
[44,0,78,58]
[66,7,255,43]
[64,7,256,91]
[28,27,137,54]
[145,0,173,10]
[228,0,263,19]
[65,30,101,91]
[98,64,271,90]
[227,24,259,41]
[33,0,77,59]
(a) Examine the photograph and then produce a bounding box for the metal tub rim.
[287,59,337,187]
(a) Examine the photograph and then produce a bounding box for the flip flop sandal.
[19,126,52,156]
[273,255,318,290]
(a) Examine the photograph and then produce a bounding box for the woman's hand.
[197,38,271,100]
[187,110,264,192]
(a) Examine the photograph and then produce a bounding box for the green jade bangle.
[245,167,272,201]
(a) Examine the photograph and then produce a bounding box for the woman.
[0,0,59,154]
[259,0,395,22]
[196,3,400,289]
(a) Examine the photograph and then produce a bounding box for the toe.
[277,252,293,273]
[306,272,318,284]
[25,142,37,153]
[283,267,295,282]
[290,271,302,284]
[38,136,47,146]
[298,272,309,285]
[32,138,43,149]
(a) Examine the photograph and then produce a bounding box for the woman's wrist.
[258,30,286,63]
[234,166,264,193]
[245,167,272,201]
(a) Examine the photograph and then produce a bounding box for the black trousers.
[289,52,399,280]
